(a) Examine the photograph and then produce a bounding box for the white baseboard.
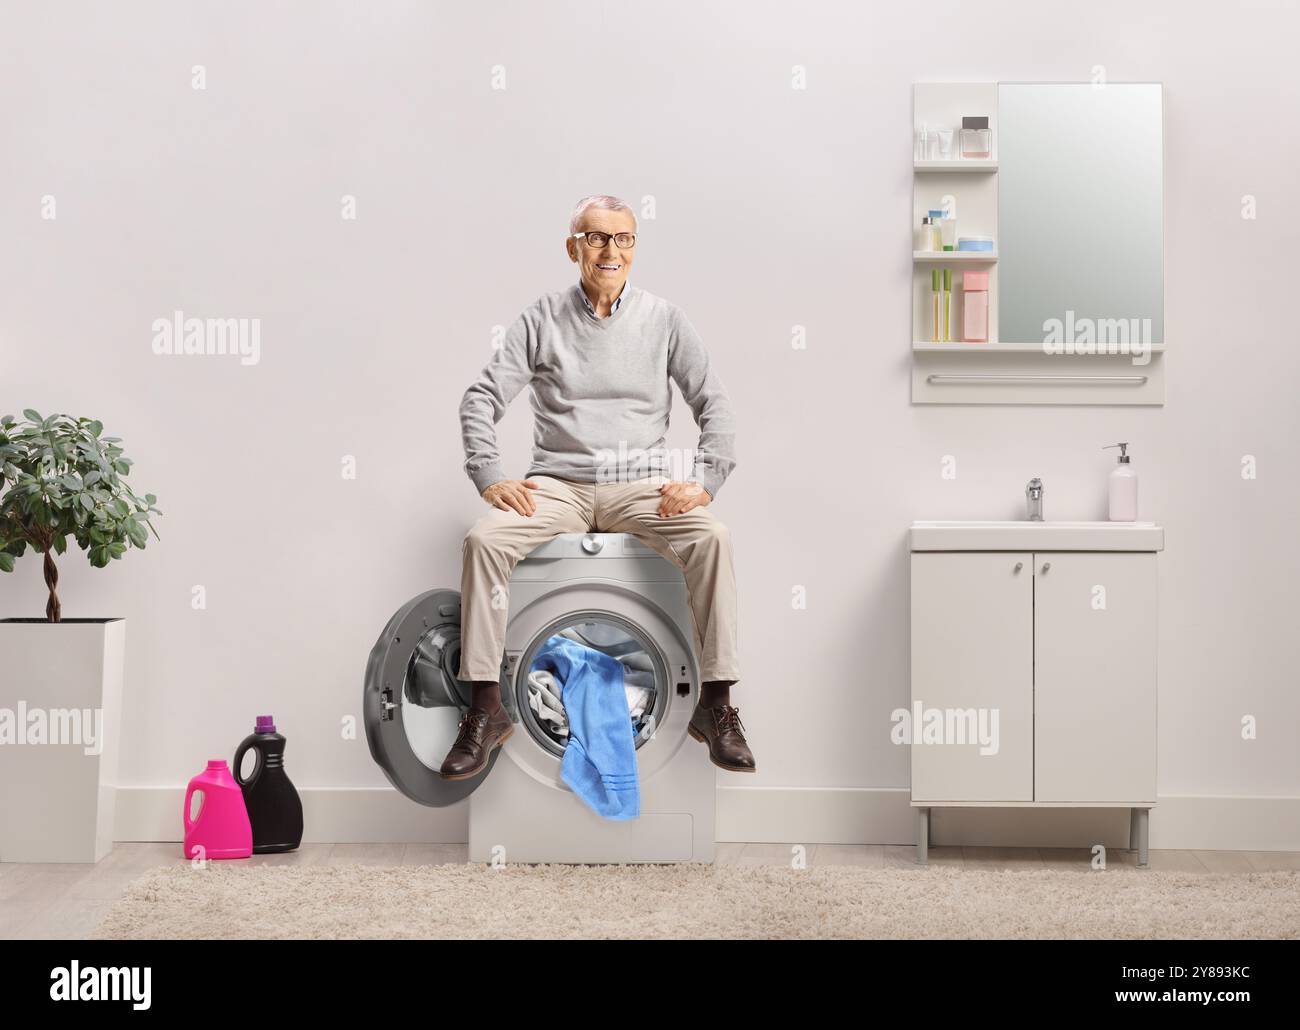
[116,786,467,846]
[113,785,1300,852]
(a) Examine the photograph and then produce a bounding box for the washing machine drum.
[364,587,674,807]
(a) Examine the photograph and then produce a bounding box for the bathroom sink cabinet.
[909,546,1158,866]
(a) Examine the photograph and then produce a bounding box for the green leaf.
[112,498,130,517]
[52,534,67,555]
[125,519,148,548]
[22,409,42,423]
[79,492,95,511]
[0,552,13,573]
[87,420,103,438]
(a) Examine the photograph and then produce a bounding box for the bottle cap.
[256,715,277,734]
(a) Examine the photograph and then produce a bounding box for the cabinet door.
[910,552,1034,802]
[1033,553,1157,803]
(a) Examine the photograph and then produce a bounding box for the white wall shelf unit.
[914,160,998,172]
[913,251,997,264]
[912,342,1166,354]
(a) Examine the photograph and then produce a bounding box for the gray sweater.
[460,283,737,499]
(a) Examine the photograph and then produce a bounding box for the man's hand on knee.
[657,480,712,517]
[482,479,540,516]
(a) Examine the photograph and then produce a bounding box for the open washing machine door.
[364,588,504,806]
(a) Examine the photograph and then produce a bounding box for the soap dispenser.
[1103,443,1138,521]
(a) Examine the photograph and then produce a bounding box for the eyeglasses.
[572,231,636,249]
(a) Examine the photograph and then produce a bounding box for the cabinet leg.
[1130,807,1149,868]
[916,807,930,866]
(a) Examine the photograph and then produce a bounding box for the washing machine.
[364,531,716,864]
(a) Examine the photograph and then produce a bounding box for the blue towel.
[531,635,639,820]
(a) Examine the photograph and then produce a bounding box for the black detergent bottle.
[233,715,304,854]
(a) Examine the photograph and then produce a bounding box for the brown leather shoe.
[439,705,514,780]
[688,703,756,772]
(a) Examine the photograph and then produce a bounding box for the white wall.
[3,0,1297,846]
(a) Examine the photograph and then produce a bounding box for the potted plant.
[0,411,160,863]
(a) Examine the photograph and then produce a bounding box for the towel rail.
[926,373,1148,385]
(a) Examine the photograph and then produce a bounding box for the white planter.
[0,618,125,863]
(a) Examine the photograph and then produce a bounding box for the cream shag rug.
[92,863,1300,940]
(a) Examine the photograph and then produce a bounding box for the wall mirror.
[998,83,1163,347]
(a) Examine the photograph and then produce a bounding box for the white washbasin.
[910,520,1163,552]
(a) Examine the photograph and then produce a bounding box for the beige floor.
[4,842,1298,939]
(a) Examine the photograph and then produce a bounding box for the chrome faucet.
[1026,478,1044,521]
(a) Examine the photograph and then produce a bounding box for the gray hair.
[569,194,637,234]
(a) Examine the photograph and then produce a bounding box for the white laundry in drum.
[616,647,655,721]
[526,668,568,737]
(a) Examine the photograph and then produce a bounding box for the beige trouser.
[457,474,739,684]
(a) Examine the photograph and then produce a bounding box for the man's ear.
[565,239,577,263]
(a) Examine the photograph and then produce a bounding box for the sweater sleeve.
[667,307,737,500]
[459,312,535,495]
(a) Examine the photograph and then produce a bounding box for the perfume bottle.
[960,116,991,159]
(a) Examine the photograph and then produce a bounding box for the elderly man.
[442,194,753,783]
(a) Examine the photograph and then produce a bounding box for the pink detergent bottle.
[183,759,253,859]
